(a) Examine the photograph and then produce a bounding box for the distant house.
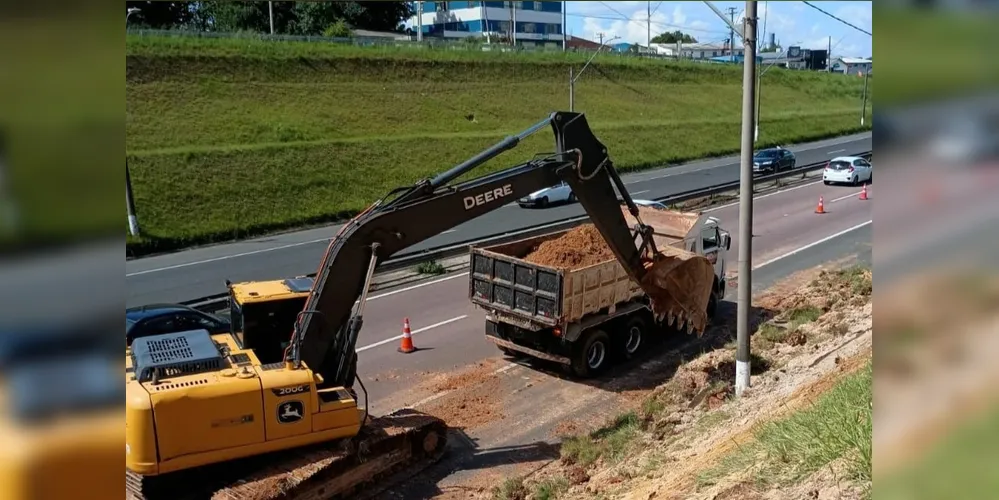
[831,57,872,75]
[566,35,601,51]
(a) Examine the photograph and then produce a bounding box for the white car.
[633,199,669,211]
[822,156,873,186]
[517,181,574,208]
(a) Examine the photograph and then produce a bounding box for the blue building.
[405,1,564,46]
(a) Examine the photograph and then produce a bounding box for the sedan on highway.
[518,181,575,208]
[126,303,230,347]
[633,199,669,211]
[753,147,796,174]
[822,156,873,186]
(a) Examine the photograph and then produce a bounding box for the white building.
[405,1,564,47]
[831,57,872,75]
[649,42,744,60]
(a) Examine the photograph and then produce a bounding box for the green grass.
[698,361,872,492]
[533,476,570,500]
[126,34,873,255]
[415,259,446,275]
[561,412,642,467]
[492,477,528,500]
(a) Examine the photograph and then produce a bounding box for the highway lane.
[125,133,871,306]
[350,177,873,411]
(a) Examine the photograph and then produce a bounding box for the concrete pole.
[647,1,651,55]
[417,1,423,42]
[563,2,567,51]
[269,1,274,34]
[569,67,574,112]
[126,159,140,236]
[860,67,870,126]
[735,0,757,398]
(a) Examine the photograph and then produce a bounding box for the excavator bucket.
[640,246,717,335]
[620,205,717,336]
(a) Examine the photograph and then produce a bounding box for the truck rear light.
[553,327,562,337]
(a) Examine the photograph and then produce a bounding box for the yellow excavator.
[124,112,716,499]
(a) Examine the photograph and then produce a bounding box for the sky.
[563,1,872,58]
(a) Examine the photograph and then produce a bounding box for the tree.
[125,1,195,29]
[650,30,697,44]
[191,1,413,35]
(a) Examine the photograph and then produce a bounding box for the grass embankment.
[126,35,873,256]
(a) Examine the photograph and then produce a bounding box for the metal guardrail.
[179,151,870,313]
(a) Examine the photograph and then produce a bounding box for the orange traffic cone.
[815,196,826,214]
[398,318,416,353]
[859,184,869,201]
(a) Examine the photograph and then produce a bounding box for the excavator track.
[125,409,447,500]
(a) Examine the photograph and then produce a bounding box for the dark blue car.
[752,147,796,174]
[126,303,229,347]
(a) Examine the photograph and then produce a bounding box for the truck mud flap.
[485,334,570,365]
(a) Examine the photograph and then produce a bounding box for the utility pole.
[647,1,651,55]
[726,7,737,62]
[126,6,142,237]
[268,1,274,34]
[510,1,516,46]
[735,0,757,398]
[417,1,423,42]
[827,35,831,71]
[860,67,870,126]
[562,1,567,51]
[598,32,604,45]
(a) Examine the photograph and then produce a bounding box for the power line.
[801,1,872,36]
[650,1,664,17]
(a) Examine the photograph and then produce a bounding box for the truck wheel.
[570,329,611,378]
[497,345,514,356]
[619,316,646,359]
[707,293,718,320]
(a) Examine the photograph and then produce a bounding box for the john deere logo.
[277,400,304,424]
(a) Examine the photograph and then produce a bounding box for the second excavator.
[125,111,716,499]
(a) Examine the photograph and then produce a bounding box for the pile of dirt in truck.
[523,224,616,269]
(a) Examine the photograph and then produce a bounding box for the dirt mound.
[523,224,615,269]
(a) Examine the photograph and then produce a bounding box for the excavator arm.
[289,112,675,387]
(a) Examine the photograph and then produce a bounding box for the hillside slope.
[125,35,872,253]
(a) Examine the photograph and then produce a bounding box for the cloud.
[579,5,679,45]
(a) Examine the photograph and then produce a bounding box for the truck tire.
[570,329,611,378]
[618,316,647,360]
[707,293,718,320]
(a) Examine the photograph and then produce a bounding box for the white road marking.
[631,190,650,195]
[366,272,469,302]
[827,149,846,154]
[356,315,468,352]
[126,237,331,276]
[830,191,864,203]
[441,229,458,234]
[753,220,873,270]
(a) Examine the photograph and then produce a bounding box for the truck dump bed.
[469,206,704,329]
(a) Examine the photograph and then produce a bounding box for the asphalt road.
[125,132,871,306]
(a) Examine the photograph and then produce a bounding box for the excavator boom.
[290,112,679,387]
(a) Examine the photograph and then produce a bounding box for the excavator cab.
[226,278,312,365]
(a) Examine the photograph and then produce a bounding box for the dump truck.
[125,111,712,499]
[469,205,730,377]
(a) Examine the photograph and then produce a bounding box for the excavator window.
[231,294,308,365]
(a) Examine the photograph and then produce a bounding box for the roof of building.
[837,57,872,64]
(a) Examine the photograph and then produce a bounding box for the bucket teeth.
[667,310,676,326]
[687,323,696,335]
